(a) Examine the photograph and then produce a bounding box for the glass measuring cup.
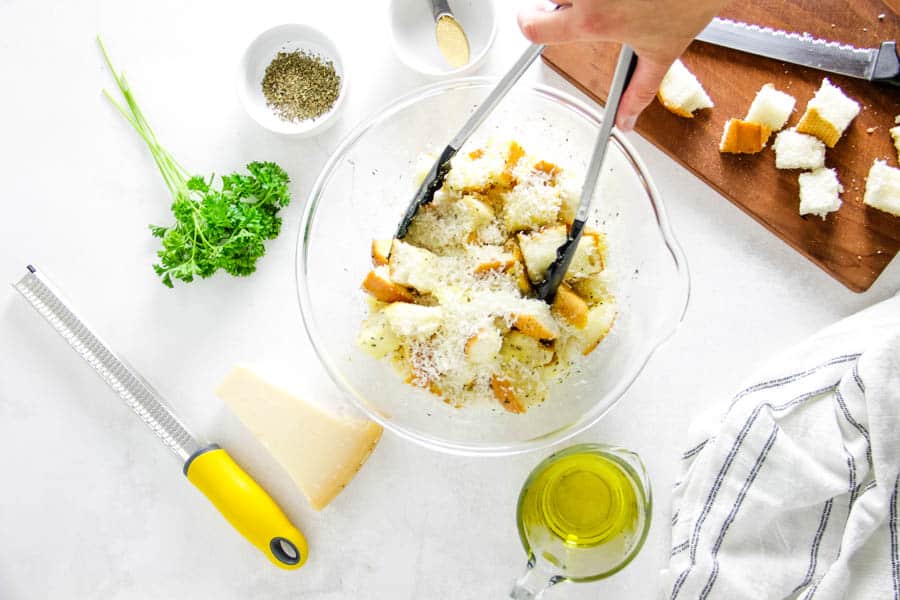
[510,443,652,599]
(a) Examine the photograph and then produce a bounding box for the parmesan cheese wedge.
[216,367,382,511]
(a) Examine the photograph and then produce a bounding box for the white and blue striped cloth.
[662,294,900,600]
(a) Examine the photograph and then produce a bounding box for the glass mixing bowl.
[296,77,689,456]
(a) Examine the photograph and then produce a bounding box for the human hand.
[518,0,728,131]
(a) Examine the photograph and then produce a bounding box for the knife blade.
[13,265,308,569]
[696,17,899,86]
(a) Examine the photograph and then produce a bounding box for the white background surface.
[1,1,897,599]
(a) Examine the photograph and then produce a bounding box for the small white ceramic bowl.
[390,0,497,77]
[238,24,348,137]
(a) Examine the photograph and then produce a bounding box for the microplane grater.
[13,265,201,462]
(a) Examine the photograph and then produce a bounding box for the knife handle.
[184,445,309,570]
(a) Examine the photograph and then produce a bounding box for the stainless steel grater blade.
[13,265,201,462]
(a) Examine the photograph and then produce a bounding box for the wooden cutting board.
[542,1,900,292]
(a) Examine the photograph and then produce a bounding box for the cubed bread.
[517,225,567,284]
[772,128,826,170]
[556,172,580,225]
[799,168,843,219]
[445,145,506,192]
[404,190,493,252]
[361,140,616,413]
[499,331,555,368]
[572,272,612,306]
[719,119,770,154]
[533,160,561,180]
[490,374,526,414]
[388,239,440,294]
[565,230,605,281]
[382,303,443,337]
[512,302,560,341]
[464,326,503,364]
[502,183,562,232]
[745,83,796,132]
[490,367,548,414]
[657,59,714,118]
[863,160,900,217]
[460,194,495,229]
[551,284,589,329]
[890,124,900,163]
[796,78,860,147]
[503,239,534,295]
[468,245,517,276]
[499,141,527,188]
[573,302,617,355]
[371,239,392,266]
[362,266,416,303]
[358,311,402,359]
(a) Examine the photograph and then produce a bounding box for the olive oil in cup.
[511,444,652,599]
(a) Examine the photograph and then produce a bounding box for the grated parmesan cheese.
[358,141,617,413]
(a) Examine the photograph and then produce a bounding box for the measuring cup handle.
[509,555,565,600]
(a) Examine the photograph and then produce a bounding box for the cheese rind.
[216,367,383,511]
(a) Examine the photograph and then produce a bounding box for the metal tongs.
[395,41,637,302]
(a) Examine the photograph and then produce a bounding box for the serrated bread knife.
[13,265,308,570]
[696,17,899,86]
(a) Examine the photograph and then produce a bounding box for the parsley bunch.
[98,38,291,288]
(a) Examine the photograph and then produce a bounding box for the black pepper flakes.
[262,50,341,122]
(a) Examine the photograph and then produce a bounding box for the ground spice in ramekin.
[262,50,341,122]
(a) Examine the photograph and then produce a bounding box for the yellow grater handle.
[184,446,308,570]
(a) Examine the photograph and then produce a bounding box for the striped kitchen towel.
[661,294,900,600]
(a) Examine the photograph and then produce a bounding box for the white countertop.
[1,1,897,598]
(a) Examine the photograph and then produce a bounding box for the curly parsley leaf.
[99,37,292,288]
